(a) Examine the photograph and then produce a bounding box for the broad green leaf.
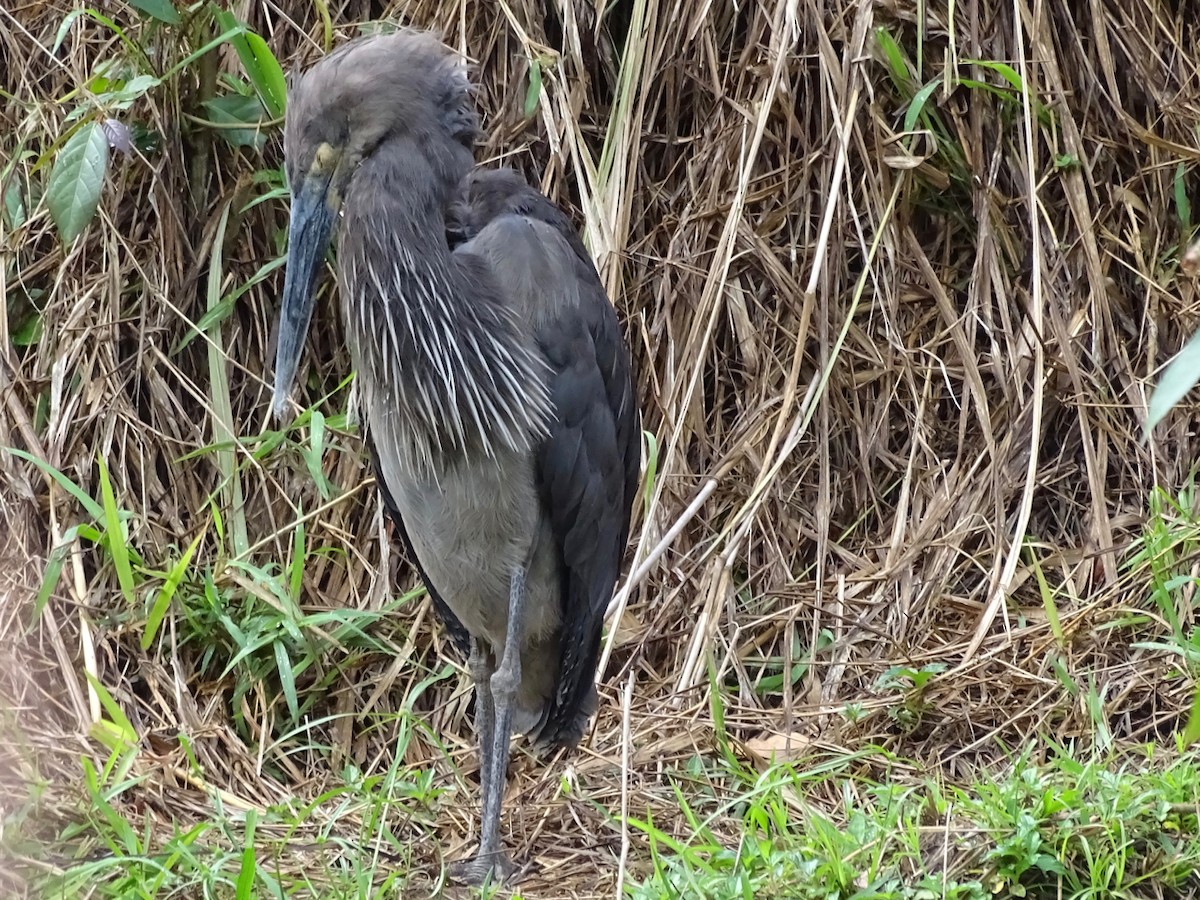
[11,313,42,347]
[130,122,162,155]
[86,72,113,93]
[129,0,181,25]
[1147,328,1200,433]
[214,11,286,118]
[100,74,161,109]
[46,122,109,244]
[242,32,287,118]
[201,93,268,150]
[4,175,26,229]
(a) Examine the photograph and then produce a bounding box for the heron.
[269,30,641,884]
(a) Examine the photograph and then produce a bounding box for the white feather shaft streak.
[344,231,553,480]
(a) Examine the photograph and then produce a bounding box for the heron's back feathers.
[451,169,641,747]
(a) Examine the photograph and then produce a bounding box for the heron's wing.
[364,429,472,656]
[532,269,641,746]
[455,207,640,747]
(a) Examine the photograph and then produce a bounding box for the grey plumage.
[270,30,641,884]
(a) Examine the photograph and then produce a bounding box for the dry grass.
[3,0,1200,895]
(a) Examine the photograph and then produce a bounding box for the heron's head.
[272,29,479,420]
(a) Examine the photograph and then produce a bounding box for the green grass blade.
[274,641,299,720]
[141,532,203,649]
[304,410,331,500]
[1147,328,1200,433]
[524,57,542,118]
[903,79,941,135]
[32,524,80,624]
[288,522,305,600]
[642,429,658,517]
[80,757,140,855]
[52,10,86,54]
[1184,688,1200,746]
[84,672,137,751]
[962,58,1025,91]
[874,27,913,92]
[162,25,247,79]
[3,448,105,519]
[205,201,250,557]
[1174,162,1192,230]
[1027,545,1064,647]
[97,456,136,605]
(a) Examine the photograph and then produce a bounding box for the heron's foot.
[448,850,517,887]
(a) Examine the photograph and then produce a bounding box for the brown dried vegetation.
[2,0,1200,895]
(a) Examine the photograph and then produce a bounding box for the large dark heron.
[270,30,641,883]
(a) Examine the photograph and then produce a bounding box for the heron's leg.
[477,564,526,866]
[468,636,496,799]
[449,567,524,886]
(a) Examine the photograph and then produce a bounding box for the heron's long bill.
[271,168,339,421]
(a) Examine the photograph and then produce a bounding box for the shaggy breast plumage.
[340,214,554,476]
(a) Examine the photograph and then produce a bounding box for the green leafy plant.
[874,663,947,731]
[42,5,286,244]
[46,121,109,243]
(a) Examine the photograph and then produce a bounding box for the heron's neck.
[340,177,552,475]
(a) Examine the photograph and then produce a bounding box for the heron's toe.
[448,851,517,887]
